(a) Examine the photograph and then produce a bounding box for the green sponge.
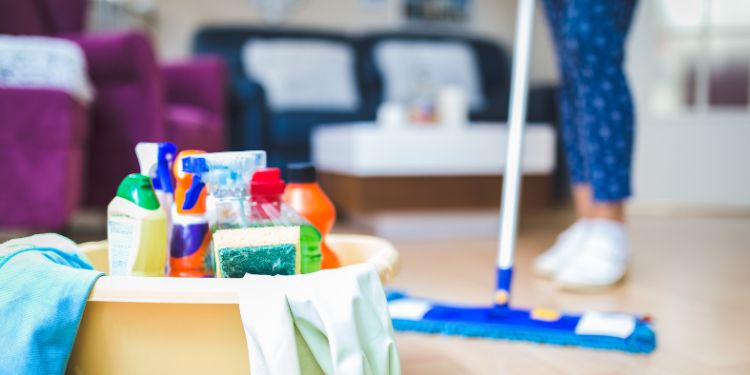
[217,244,296,277]
[212,226,301,277]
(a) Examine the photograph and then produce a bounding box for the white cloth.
[0,35,93,104]
[374,40,484,111]
[239,263,401,375]
[242,39,360,111]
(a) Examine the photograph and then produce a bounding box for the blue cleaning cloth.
[0,234,103,375]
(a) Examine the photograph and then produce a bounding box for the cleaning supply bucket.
[68,234,400,374]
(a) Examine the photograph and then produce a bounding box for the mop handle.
[494,0,536,309]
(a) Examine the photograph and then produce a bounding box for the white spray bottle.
[135,142,177,270]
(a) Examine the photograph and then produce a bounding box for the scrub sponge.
[212,226,300,277]
[217,244,296,277]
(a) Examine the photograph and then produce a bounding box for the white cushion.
[374,40,484,111]
[0,35,93,104]
[242,39,359,111]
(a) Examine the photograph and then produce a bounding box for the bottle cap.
[251,168,285,196]
[286,162,317,183]
[116,174,160,210]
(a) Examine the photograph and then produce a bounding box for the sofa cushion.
[374,40,484,110]
[242,39,360,111]
[270,111,362,147]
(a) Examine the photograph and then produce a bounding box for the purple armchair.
[1,0,227,212]
[0,88,87,229]
[67,31,227,205]
[0,1,90,229]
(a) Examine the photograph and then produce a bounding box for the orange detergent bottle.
[170,150,212,277]
[282,163,340,269]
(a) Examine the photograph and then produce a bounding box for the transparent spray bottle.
[181,151,267,274]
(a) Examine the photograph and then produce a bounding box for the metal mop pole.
[494,0,535,309]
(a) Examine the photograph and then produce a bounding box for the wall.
[627,1,750,210]
[148,0,559,83]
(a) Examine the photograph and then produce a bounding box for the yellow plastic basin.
[67,234,400,375]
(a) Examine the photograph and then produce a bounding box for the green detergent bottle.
[107,174,167,276]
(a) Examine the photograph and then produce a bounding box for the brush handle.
[495,0,535,309]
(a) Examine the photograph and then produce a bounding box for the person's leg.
[574,184,625,222]
[566,0,637,205]
[542,0,589,196]
[554,0,639,290]
[534,0,594,277]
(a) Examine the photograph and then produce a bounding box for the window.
[653,0,750,115]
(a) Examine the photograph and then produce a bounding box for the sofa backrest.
[195,26,370,114]
[0,0,88,35]
[358,31,511,122]
[40,0,88,34]
[242,38,360,112]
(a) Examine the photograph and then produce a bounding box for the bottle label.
[107,216,136,275]
[171,222,209,258]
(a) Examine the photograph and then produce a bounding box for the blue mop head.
[387,291,656,354]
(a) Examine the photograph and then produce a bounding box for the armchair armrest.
[0,87,87,228]
[0,88,86,147]
[162,56,226,114]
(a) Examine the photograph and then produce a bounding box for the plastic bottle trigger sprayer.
[182,151,267,275]
[136,143,176,219]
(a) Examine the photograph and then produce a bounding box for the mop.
[386,0,656,354]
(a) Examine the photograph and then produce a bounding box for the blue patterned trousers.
[542,0,639,202]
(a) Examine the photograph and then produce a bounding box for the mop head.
[213,226,300,277]
[387,291,656,354]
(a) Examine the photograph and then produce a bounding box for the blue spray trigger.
[182,156,207,210]
[153,142,177,194]
[182,175,205,210]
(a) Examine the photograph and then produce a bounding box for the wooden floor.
[3,208,748,374]
[388,210,750,374]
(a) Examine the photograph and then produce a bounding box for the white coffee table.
[313,122,555,177]
[311,122,557,239]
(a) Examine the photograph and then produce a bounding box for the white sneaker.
[533,220,591,278]
[555,219,630,291]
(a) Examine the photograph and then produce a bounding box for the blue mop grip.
[494,267,513,309]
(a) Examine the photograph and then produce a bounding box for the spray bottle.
[135,142,177,212]
[135,142,177,272]
[170,150,211,277]
[107,174,167,276]
[182,151,267,274]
